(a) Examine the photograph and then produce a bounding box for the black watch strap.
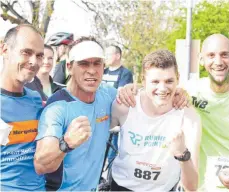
[59,136,74,153]
[174,148,191,161]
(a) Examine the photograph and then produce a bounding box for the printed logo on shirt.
[128,131,143,146]
[192,96,209,113]
[144,135,166,147]
[102,74,119,87]
[136,161,161,170]
[106,81,115,87]
[96,115,109,123]
[7,120,38,145]
[102,74,119,82]
[1,147,35,163]
[129,131,166,148]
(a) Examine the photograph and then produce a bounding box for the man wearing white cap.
[33,37,117,191]
[33,36,190,191]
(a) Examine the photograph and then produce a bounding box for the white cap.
[69,41,104,62]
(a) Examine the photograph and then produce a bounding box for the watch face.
[59,137,74,153]
[60,142,67,153]
[60,139,69,153]
[174,149,191,161]
[184,151,191,161]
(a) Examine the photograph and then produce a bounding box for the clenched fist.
[168,130,187,157]
[64,116,92,149]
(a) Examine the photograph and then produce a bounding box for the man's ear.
[2,43,9,58]
[66,61,73,75]
[116,53,121,60]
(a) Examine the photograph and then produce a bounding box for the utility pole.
[185,0,193,80]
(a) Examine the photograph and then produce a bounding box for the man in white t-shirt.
[110,50,201,191]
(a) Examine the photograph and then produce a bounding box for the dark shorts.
[110,177,180,191]
[110,178,131,191]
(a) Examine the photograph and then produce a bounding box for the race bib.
[126,151,179,186]
[205,156,229,191]
[128,158,162,183]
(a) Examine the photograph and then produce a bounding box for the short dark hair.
[110,45,122,57]
[44,44,54,54]
[4,24,42,49]
[142,50,179,77]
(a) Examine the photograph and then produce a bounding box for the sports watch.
[174,148,191,161]
[59,136,74,153]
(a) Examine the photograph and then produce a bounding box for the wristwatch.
[59,136,74,153]
[174,148,191,161]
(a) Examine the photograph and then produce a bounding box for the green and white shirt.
[187,77,229,191]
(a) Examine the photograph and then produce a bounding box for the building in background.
[176,39,200,84]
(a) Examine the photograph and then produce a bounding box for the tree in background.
[120,0,182,82]
[0,0,55,37]
[75,0,139,44]
[166,0,229,77]
[0,0,137,40]
[75,0,184,83]
[1,0,228,79]
[74,0,142,82]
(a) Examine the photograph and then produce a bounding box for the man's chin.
[157,103,169,108]
[210,75,229,86]
[19,77,35,85]
[153,100,169,108]
[84,86,99,93]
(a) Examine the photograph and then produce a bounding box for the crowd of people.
[0,23,229,192]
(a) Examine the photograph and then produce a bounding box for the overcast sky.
[0,0,203,39]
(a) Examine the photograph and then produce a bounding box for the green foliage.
[192,0,229,40]
[199,65,208,78]
[0,0,54,37]
[120,0,179,82]
[165,0,229,78]
[167,0,229,51]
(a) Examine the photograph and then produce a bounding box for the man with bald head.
[0,24,45,190]
[201,34,229,87]
[186,34,229,191]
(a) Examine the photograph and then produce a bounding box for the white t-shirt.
[112,94,185,191]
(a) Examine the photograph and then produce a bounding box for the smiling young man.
[34,37,117,191]
[186,34,229,191]
[0,24,45,190]
[110,50,201,191]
